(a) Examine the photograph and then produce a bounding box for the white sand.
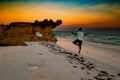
[0,42,91,80]
[0,38,120,80]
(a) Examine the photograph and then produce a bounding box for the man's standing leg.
[73,40,82,54]
[78,45,81,54]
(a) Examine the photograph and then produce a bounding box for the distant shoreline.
[53,30,120,46]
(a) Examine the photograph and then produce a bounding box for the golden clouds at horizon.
[0,2,120,28]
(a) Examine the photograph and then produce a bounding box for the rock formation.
[32,19,62,41]
[0,19,62,46]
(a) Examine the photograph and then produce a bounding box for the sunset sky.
[0,0,120,29]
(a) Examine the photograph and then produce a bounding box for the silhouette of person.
[72,27,89,54]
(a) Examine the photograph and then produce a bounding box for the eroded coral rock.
[0,19,62,46]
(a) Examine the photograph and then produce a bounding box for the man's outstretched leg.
[73,40,77,45]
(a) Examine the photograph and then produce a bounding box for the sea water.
[53,29,120,46]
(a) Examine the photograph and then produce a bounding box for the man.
[72,27,88,54]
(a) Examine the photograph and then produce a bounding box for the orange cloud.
[0,2,120,28]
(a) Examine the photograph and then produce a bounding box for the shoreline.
[84,39,120,53]
[56,37,120,54]
[56,37,120,55]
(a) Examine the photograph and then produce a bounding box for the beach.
[0,37,120,80]
[0,0,120,79]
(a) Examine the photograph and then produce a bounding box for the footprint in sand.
[25,62,44,71]
[37,53,42,55]
[27,64,39,71]
[32,71,46,80]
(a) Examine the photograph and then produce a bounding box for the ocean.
[53,29,120,46]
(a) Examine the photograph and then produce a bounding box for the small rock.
[117,73,120,76]
[80,60,85,62]
[100,71,108,74]
[107,77,113,80]
[80,57,84,59]
[110,75,115,77]
[81,67,85,70]
[89,63,93,65]
[73,66,77,68]
[74,54,78,57]
[69,62,73,64]
[65,52,73,55]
